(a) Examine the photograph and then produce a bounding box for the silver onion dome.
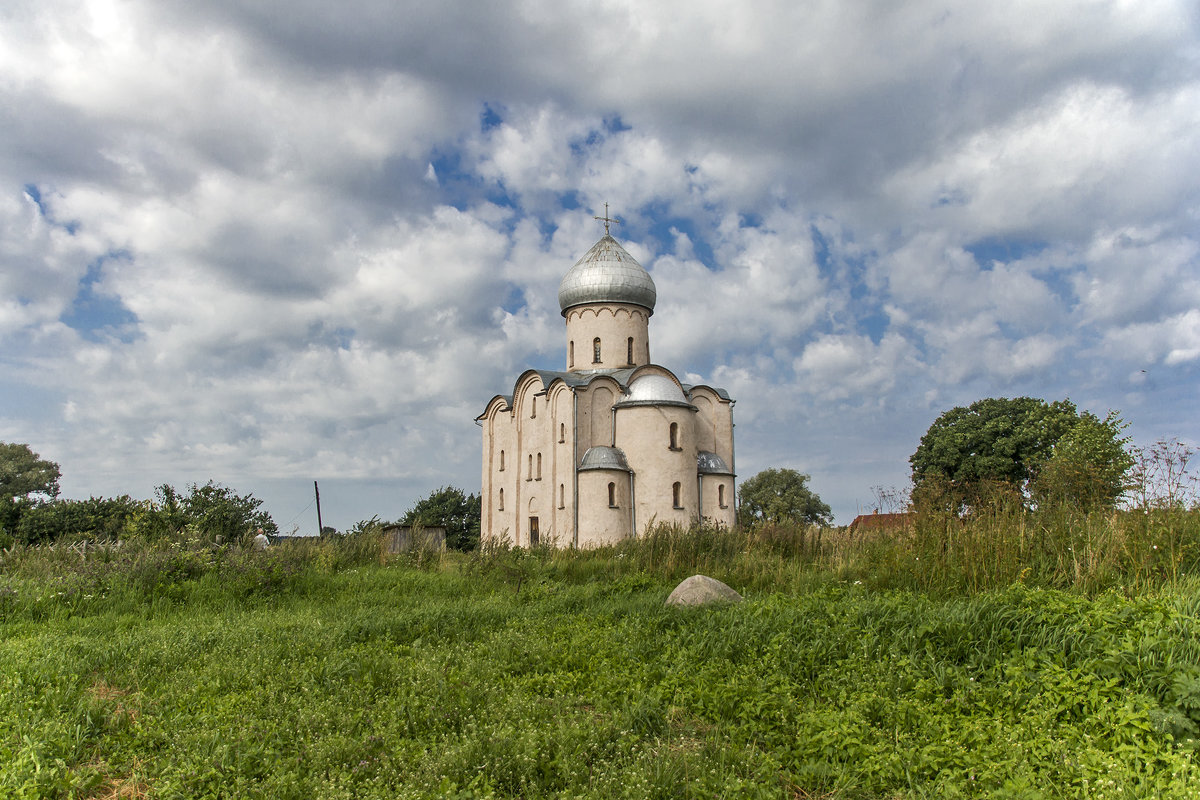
[558,235,656,316]
[579,446,632,472]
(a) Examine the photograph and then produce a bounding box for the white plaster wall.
[513,374,552,547]
[481,400,518,544]
[699,474,736,528]
[690,394,718,454]
[588,384,616,447]
[577,469,632,546]
[550,384,575,545]
[616,403,698,531]
[690,388,734,470]
[564,304,650,371]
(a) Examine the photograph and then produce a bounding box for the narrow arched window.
[531,396,536,418]
[499,450,505,471]
[498,488,504,511]
[669,422,679,450]
[672,481,682,509]
[559,484,565,509]
[718,484,727,508]
[626,337,634,365]
[536,452,542,480]
[593,337,601,363]
[527,454,533,480]
[608,482,617,508]
[559,422,565,443]
[569,340,574,368]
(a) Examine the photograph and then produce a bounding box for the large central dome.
[558,234,656,316]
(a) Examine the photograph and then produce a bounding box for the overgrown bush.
[11,495,145,545]
[0,481,278,546]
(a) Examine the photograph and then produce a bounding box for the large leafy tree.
[402,486,481,551]
[738,468,832,528]
[911,398,1131,509]
[168,481,279,541]
[1032,411,1133,509]
[0,443,62,539]
[0,442,61,501]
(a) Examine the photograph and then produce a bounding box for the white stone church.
[478,222,736,547]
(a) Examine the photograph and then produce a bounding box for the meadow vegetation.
[3,500,1200,798]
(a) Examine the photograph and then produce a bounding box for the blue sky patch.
[639,204,716,268]
[60,253,139,343]
[603,115,631,134]
[428,148,483,211]
[501,285,526,315]
[569,128,607,159]
[23,183,46,213]
[480,104,504,131]
[24,183,79,234]
[964,237,1048,267]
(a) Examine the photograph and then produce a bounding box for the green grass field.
[3,520,1200,798]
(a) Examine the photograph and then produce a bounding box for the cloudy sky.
[2,0,1197,529]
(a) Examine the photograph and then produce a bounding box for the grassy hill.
[2,517,1199,798]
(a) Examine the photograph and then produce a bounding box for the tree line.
[3,395,1191,547]
[0,443,279,547]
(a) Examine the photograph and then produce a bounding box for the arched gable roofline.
[577,372,624,394]
[685,384,735,404]
[544,379,574,402]
[625,364,685,391]
[476,395,512,422]
[510,370,548,415]
[513,369,546,396]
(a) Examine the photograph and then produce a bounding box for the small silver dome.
[579,446,632,472]
[697,451,732,475]
[558,235,656,316]
[623,374,687,404]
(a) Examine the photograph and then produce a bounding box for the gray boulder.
[665,574,743,607]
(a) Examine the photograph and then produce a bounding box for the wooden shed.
[382,524,447,554]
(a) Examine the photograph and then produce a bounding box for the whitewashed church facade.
[478,225,736,547]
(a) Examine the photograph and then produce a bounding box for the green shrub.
[12,495,144,545]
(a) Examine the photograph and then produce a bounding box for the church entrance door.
[529,517,540,546]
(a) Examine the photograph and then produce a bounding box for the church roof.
[558,234,656,316]
[529,368,635,389]
[578,446,632,472]
[614,373,694,408]
[477,367,732,421]
[517,368,732,402]
[696,451,733,475]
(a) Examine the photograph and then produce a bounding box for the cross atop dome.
[593,202,621,235]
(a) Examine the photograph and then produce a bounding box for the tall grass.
[869,504,1200,595]
[5,505,1197,609]
[0,528,391,623]
[468,506,1200,598]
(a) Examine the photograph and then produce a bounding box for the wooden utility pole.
[314,480,324,536]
